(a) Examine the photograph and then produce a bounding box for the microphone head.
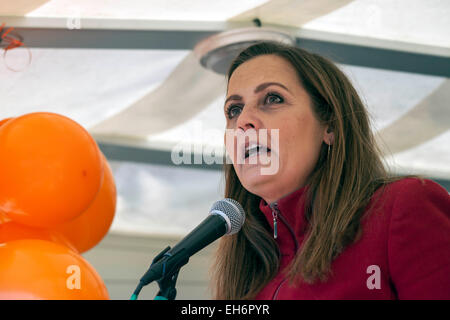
[209,198,245,235]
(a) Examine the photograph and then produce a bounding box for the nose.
[235,105,263,132]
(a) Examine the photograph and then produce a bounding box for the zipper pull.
[270,203,279,239]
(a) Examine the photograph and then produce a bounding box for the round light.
[194,27,295,75]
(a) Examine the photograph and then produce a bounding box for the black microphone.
[131,198,245,299]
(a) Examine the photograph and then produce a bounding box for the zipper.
[272,278,288,300]
[269,202,299,250]
[278,214,299,251]
[268,202,300,300]
[270,202,279,239]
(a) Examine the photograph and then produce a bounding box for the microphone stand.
[154,267,179,300]
[131,246,186,300]
[130,212,230,300]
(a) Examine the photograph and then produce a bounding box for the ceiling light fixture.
[194,27,296,75]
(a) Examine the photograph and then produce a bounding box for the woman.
[212,41,450,300]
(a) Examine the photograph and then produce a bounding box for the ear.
[324,126,335,146]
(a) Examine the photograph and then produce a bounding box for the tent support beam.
[6,25,450,77]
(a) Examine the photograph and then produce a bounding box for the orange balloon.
[54,153,116,253]
[0,118,13,126]
[0,119,19,225]
[0,221,79,253]
[0,214,10,224]
[0,239,109,299]
[0,112,103,227]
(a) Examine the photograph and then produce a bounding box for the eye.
[226,104,242,119]
[264,92,283,105]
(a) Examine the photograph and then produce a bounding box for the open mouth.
[244,143,271,159]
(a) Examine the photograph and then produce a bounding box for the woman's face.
[224,54,329,203]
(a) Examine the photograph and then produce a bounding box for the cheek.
[224,131,240,164]
[224,133,234,160]
[279,115,323,167]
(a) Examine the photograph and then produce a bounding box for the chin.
[238,166,278,197]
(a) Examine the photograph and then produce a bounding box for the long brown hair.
[211,41,421,299]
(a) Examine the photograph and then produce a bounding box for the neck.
[262,184,308,205]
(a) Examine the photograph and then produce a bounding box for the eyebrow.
[224,82,290,107]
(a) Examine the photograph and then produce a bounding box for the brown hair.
[211,41,421,299]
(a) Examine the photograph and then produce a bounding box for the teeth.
[245,143,270,158]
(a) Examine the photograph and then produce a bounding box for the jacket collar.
[258,185,310,255]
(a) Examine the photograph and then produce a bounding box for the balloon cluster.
[0,113,116,299]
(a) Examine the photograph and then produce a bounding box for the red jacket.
[255,178,450,300]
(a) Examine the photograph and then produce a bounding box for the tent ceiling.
[2,0,448,76]
[3,0,448,51]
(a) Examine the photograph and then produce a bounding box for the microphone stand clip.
[152,246,179,300]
